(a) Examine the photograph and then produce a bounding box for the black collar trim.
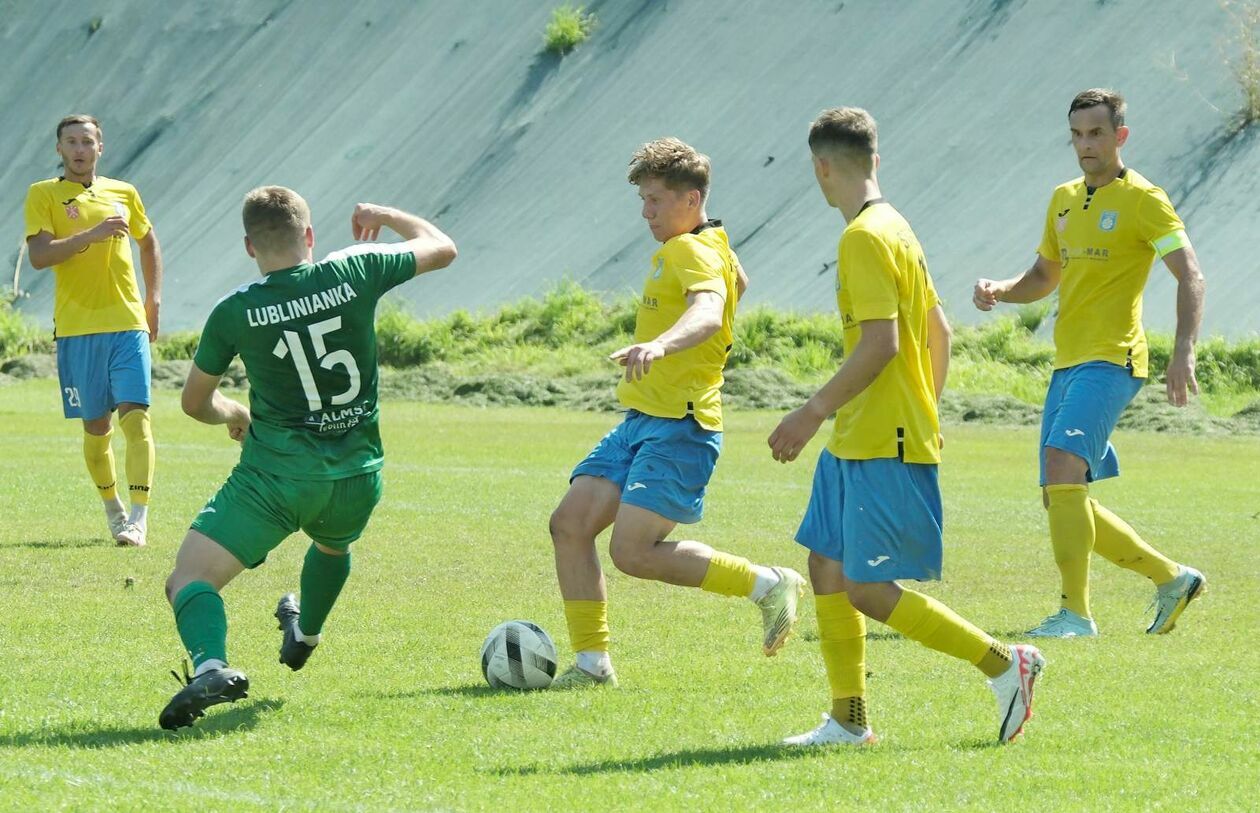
[857,197,886,216]
[1085,167,1128,195]
[690,219,722,234]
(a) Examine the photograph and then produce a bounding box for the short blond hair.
[242,186,311,253]
[808,107,877,172]
[627,137,710,199]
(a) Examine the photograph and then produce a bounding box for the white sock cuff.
[194,658,227,677]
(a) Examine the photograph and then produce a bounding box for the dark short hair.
[808,107,877,171]
[242,186,311,253]
[627,137,711,200]
[57,115,101,140]
[1069,89,1126,130]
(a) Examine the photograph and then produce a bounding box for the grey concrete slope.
[3,0,1257,336]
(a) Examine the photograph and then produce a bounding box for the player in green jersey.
[159,187,456,730]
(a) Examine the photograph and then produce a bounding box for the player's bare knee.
[1043,446,1088,485]
[548,506,583,547]
[82,415,111,436]
[608,536,651,578]
[314,541,347,556]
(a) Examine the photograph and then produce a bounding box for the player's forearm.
[806,336,896,418]
[928,325,951,403]
[1173,259,1205,352]
[377,207,447,245]
[997,262,1057,304]
[27,233,91,268]
[185,390,243,426]
[654,299,723,355]
[140,234,163,303]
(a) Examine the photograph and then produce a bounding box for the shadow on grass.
[358,683,506,701]
[6,537,111,550]
[496,741,829,776]
[0,698,284,749]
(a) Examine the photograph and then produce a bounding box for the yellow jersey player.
[974,89,1207,638]
[548,138,805,688]
[772,108,1043,746]
[24,115,164,547]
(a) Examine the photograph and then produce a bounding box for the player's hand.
[768,401,827,463]
[226,403,251,443]
[351,203,390,241]
[973,279,1002,311]
[609,341,666,382]
[145,299,160,343]
[1165,345,1199,407]
[85,216,129,244]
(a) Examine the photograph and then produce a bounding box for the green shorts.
[191,464,384,568]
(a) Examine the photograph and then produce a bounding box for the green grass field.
[1,379,1257,811]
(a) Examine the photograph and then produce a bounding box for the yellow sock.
[119,409,154,506]
[817,592,867,723]
[885,589,1004,676]
[83,428,118,501]
[563,600,610,653]
[1090,498,1179,585]
[1046,484,1094,617]
[699,552,756,597]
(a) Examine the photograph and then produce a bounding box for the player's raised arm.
[608,289,724,382]
[973,253,1061,311]
[1161,245,1205,407]
[349,203,457,276]
[181,364,250,442]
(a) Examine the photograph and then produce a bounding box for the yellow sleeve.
[1036,194,1059,263]
[126,185,153,241]
[663,238,726,298]
[840,228,899,321]
[1138,187,1188,258]
[23,184,53,239]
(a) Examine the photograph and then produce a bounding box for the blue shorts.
[55,330,151,420]
[571,410,721,524]
[1039,361,1143,486]
[794,450,943,583]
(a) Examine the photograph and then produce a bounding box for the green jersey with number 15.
[193,247,414,480]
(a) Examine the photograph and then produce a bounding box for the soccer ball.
[480,620,558,690]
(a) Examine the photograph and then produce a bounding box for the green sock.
[173,581,228,669]
[298,545,351,637]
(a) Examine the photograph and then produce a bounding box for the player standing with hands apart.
[974,89,1206,639]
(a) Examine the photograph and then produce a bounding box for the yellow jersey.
[616,221,739,431]
[827,200,941,465]
[1036,167,1188,378]
[24,175,152,338]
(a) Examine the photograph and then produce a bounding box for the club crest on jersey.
[651,256,664,279]
[1098,210,1118,232]
[64,203,80,220]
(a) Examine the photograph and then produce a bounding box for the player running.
[158,188,456,730]
[24,115,163,546]
[548,138,804,689]
[774,108,1043,746]
[974,89,1207,638]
